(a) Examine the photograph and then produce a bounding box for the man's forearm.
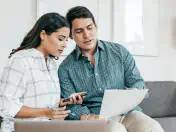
[66,105,90,120]
[80,114,88,120]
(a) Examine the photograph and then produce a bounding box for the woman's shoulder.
[13,48,43,58]
[7,48,43,67]
[5,52,28,71]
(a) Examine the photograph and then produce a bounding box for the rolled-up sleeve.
[0,56,27,119]
[58,66,90,120]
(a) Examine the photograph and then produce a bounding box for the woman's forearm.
[15,106,48,118]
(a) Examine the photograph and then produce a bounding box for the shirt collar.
[97,40,105,51]
[75,40,105,60]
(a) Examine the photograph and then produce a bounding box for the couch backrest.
[140,81,176,118]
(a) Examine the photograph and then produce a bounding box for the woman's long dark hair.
[9,13,69,58]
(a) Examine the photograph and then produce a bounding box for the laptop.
[14,120,107,132]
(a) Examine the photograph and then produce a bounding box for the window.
[113,0,159,56]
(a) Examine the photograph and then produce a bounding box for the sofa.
[1,81,176,132]
[140,81,176,132]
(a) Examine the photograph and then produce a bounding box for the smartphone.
[62,92,87,103]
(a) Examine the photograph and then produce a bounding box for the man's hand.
[80,114,105,120]
[59,92,86,106]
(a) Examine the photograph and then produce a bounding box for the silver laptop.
[14,120,107,132]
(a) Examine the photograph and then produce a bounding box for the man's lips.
[84,40,92,44]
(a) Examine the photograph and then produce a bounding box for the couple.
[0,6,164,132]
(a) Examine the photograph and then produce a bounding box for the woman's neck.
[35,46,48,59]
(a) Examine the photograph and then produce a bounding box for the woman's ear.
[40,30,46,41]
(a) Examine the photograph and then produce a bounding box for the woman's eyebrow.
[58,35,66,38]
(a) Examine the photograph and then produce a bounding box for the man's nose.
[83,30,89,39]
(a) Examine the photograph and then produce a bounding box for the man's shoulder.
[100,40,127,51]
[100,40,130,57]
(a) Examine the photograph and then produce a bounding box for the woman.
[0,13,84,132]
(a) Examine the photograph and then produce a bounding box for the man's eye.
[76,30,81,33]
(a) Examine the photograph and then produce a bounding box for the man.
[58,6,164,132]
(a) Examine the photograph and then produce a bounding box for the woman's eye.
[59,38,63,41]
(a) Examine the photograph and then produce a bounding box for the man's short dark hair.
[66,6,95,30]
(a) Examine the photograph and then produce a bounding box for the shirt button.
[89,62,92,64]
[99,88,102,91]
[95,73,98,76]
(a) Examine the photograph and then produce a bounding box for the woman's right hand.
[45,106,70,120]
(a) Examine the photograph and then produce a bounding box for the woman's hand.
[45,106,70,120]
[59,92,86,106]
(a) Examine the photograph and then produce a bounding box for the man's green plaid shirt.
[58,40,145,120]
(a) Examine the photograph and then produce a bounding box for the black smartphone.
[62,92,87,103]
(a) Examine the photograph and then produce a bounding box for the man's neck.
[82,48,96,57]
[81,41,98,57]
[81,45,97,65]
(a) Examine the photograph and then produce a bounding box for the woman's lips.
[58,50,63,53]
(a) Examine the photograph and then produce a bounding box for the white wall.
[134,0,176,81]
[0,0,176,81]
[0,0,36,74]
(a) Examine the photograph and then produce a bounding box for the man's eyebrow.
[74,23,94,32]
[74,28,82,32]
